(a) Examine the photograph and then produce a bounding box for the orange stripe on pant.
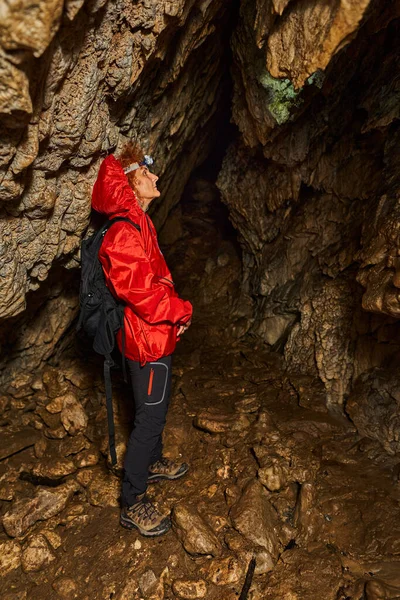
[147,368,154,396]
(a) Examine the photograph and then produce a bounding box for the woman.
[92,144,193,537]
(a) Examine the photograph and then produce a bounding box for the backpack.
[76,217,141,465]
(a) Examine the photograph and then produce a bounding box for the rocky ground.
[1,178,400,600]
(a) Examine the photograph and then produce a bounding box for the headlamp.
[123,154,154,174]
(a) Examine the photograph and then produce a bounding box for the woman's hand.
[177,319,192,336]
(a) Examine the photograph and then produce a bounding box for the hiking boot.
[148,457,189,483]
[120,494,171,537]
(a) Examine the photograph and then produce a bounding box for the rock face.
[0,0,230,384]
[346,368,400,456]
[218,0,400,404]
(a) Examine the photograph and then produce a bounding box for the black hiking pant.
[121,355,172,507]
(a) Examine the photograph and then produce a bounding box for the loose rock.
[86,470,120,507]
[31,458,77,481]
[22,533,55,572]
[172,503,222,556]
[172,579,207,599]
[2,480,78,537]
[206,556,243,585]
[52,576,79,598]
[230,479,281,560]
[194,410,250,434]
[60,393,88,435]
[0,539,22,576]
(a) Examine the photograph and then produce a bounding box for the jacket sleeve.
[99,224,193,326]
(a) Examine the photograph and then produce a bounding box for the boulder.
[2,480,78,537]
[172,503,222,556]
[230,479,281,561]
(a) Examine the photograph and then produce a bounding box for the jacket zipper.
[148,368,154,396]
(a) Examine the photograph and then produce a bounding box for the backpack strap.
[104,353,117,466]
[105,216,141,234]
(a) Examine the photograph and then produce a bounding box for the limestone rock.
[21,533,56,572]
[258,457,289,492]
[172,579,207,599]
[194,410,250,434]
[41,529,62,549]
[234,394,261,414]
[52,576,79,598]
[0,539,22,576]
[42,368,69,399]
[172,503,222,556]
[139,570,158,596]
[224,531,275,575]
[346,368,400,456]
[139,568,166,600]
[205,556,243,586]
[267,0,371,88]
[230,479,281,560]
[34,437,48,458]
[46,396,65,413]
[2,480,78,537]
[0,428,41,460]
[87,471,120,507]
[74,448,100,468]
[60,393,88,435]
[31,458,77,481]
[59,434,90,457]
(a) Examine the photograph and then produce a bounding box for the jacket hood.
[92,154,143,219]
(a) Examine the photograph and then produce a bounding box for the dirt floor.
[1,178,400,600]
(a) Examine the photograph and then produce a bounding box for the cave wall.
[0,0,231,384]
[1,0,400,405]
[218,0,400,404]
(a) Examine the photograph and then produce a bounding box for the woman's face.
[131,166,160,211]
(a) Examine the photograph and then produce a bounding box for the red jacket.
[92,155,193,365]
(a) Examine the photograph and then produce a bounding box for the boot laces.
[131,496,160,524]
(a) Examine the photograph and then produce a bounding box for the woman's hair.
[117,142,144,188]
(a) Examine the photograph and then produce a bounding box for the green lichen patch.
[258,70,303,125]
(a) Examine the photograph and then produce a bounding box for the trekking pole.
[239,556,256,600]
